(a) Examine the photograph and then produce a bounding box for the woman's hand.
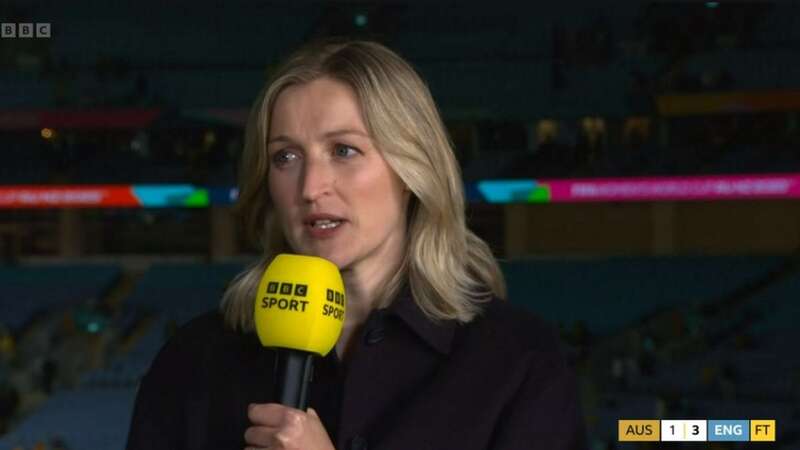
[244,403,335,450]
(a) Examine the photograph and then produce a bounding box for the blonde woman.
[126,40,586,450]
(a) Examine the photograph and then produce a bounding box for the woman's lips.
[304,219,346,239]
[303,213,346,224]
[301,213,348,239]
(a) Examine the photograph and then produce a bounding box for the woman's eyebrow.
[267,135,293,145]
[267,129,370,145]
[322,129,370,139]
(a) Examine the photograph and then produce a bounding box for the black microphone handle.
[274,348,314,410]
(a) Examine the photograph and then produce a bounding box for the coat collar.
[246,283,459,356]
[382,284,457,355]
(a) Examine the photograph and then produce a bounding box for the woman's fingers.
[247,403,299,426]
[244,423,279,446]
[245,403,335,450]
[245,404,302,447]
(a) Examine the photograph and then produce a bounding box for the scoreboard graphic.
[619,419,776,442]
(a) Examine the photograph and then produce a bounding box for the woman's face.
[267,77,409,273]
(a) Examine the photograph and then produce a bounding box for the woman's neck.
[335,254,402,360]
[340,264,386,330]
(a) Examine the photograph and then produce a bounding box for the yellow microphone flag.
[254,254,345,356]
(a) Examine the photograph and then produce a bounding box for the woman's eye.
[334,144,359,158]
[271,150,298,167]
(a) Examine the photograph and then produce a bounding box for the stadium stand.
[0,387,137,450]
[502,255,785,334]
[0,256,798,448]
[0,265,121,331]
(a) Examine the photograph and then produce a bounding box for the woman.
[126,39,586,450]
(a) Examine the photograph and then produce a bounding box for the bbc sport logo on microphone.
[254,254,346,357]
[323,288,345,320]
[266,281,308,297]
[260,280,344,320]
[261,281,310,313]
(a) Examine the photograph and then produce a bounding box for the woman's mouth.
[311,219,343,230]
[304,217,347,239]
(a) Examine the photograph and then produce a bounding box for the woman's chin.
[296,248,348,269]
[323,254,350,270]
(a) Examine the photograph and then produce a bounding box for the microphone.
[254,254,346,409]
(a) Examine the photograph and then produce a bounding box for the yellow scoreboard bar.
[618,420,660,441]
[751,420,776,441]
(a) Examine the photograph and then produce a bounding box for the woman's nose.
[301,157,335,202]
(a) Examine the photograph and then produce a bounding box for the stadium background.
[1,0,800,448]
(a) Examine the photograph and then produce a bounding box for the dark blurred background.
[1,1,799,449]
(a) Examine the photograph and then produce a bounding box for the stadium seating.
[3,256,798,447]
[0,73,51,108]
[79,315,169,388]
[123,262,243,325]
[0,387,137,450]
[0,265,121,331]
[502,255,785,334]
[747,270,800,334]
[78,263,244,389]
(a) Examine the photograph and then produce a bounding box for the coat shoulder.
[143,309,248,380]
[170,309,227,344]
[466,298,565,358]
[158,310,225,355]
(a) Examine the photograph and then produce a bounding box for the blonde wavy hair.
[221,39,506,332]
